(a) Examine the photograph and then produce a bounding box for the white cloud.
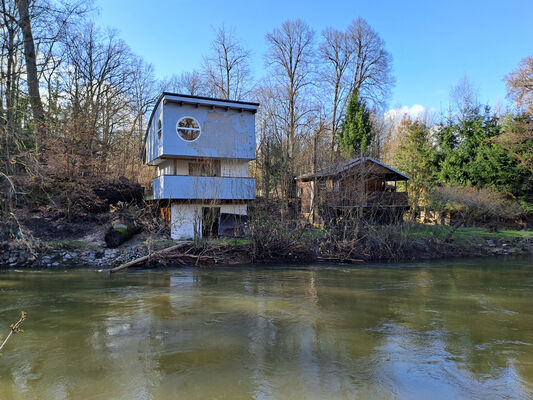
[384,104,435,125]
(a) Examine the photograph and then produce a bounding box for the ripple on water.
[0,258,532,400]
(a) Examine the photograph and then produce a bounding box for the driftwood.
[110,243,191,273]
[109,241,251,273]
[320,256,364,263]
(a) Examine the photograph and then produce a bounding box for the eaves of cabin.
[296,157,410,182]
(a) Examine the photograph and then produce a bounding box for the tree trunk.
[16,0,46,143]
[445,220,464,242]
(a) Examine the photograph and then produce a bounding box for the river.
[1,256,532,399]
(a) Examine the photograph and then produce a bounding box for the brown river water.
[1,256,532,399]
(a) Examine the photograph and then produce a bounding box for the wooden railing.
[366,192,408,206]
[322,191,408,207]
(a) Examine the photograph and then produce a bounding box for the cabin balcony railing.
[152,175,256,200]
[322,191,408,207]
[366,191,408,206]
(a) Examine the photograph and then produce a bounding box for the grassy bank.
[399,225,533,241]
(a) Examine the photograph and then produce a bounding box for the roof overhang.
[161,92,259,113]
[297,157,410,182]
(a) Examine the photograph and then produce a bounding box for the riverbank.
[1,226,532,269]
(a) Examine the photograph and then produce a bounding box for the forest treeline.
[1,0,532,233]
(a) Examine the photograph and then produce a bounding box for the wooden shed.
[296,157,410,225]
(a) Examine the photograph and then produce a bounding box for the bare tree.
[1,0,28,222]
[57,23,135,175]
[319,27,353,152]
[505,54,533,114]
[265,19,315,161]
[124,56,157,178]
[346,17,394,110]
[1,0,22,159]
[16,0,46,141]
[450,75,479,118]
[202,26,252,100]
[496,57,533,173]
[162,70,205,96]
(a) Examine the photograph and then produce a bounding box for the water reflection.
[0,257,532,399]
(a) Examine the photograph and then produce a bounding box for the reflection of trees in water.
[184,266,533,397]
[1,265,532,398]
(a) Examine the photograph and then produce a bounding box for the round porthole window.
[176,117,201,141]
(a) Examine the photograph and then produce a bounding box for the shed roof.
[297,157,410,182]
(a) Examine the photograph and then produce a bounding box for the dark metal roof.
[296,157,410,181]
[161,92,260,107]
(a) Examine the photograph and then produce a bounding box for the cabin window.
[157,119,162,139]
[177,117,201,141]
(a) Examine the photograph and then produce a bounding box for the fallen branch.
[164,251,222,266]
[320,256,365,263]
[0,312,27,357]
[109,242,192,273]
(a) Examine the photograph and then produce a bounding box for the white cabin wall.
[170,203,248,240]
[175,159,188,175]
[157,160,173,176]
[220,160,249,177]
[220,204,247,215]
[170,203,201,240]
[168,158,249,177]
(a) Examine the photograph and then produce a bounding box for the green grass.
[47,240,99,249]
[369,224,533,243]
[213,238,252,246]
[301,229,329,241]
[147,239,176,249]
[453,227,533,240]
[395,224,449,239]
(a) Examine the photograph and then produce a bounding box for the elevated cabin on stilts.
[296,157,410,225]
[142,93,259,240]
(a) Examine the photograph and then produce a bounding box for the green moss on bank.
[46,240,99,249]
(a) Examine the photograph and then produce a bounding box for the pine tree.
[337,91,372,157]
[436,106,531,202]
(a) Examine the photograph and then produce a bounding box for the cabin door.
[202,207,220,238]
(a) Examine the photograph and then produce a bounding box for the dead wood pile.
[110,241,252,272]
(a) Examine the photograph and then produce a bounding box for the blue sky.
[94,0,532,115]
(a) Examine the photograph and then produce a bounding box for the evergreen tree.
[436,106,531,204]
[337,91,372,157]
